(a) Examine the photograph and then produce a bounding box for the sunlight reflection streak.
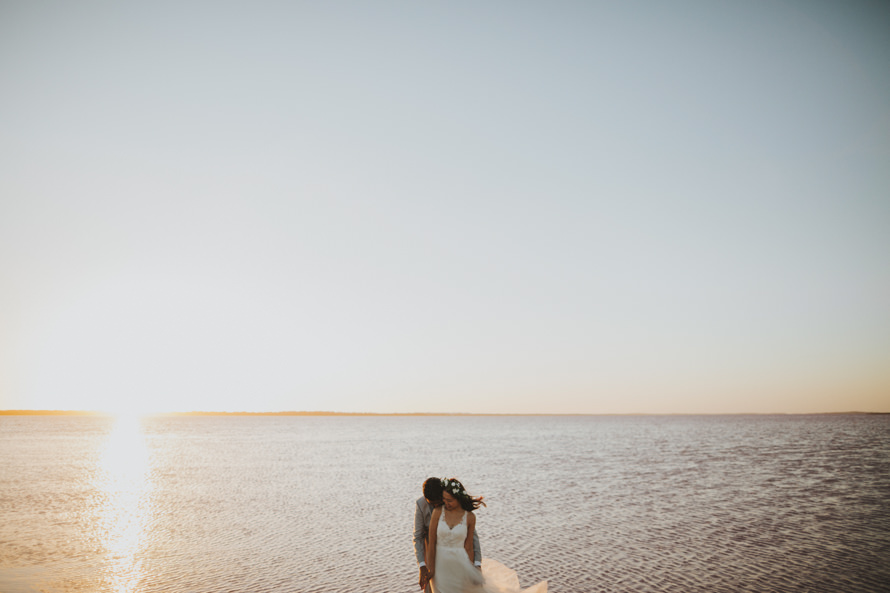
[97,414,152,593]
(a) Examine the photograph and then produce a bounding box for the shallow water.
[1,414,888,592]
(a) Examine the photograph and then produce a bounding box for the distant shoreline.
[1,410,887,416]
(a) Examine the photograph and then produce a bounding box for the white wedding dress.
[431,511,547,593]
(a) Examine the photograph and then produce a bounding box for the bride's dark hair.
[442,477,486,511]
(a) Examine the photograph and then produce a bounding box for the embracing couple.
[413,477,547,593]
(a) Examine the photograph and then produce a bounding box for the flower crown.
[441,478,466,498]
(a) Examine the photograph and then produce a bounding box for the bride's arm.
[426,507,440,578]
[464,512,476,564]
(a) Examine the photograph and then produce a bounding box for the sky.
[1,0,888,415]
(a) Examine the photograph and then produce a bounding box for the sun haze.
[1,2,888,415]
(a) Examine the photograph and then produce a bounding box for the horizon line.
[1,409,887,417]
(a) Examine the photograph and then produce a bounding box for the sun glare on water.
[96,414,153,592]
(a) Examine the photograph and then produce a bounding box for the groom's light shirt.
[414,497,482,568]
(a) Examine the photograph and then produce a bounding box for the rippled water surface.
[1,414,888,592]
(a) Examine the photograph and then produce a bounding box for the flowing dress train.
[430,511,546,593]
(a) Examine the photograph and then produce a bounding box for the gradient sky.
[1,1,888,414]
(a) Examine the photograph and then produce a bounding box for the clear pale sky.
[1,1,888,415]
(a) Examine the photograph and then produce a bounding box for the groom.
[414,476,482,591]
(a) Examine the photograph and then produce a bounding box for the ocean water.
[1,414,888,593]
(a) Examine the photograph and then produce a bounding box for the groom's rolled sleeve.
[413,501,427,566]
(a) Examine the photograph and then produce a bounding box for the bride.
[426,478,547,593]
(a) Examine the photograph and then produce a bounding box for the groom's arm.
[472,525,481,566]
[413,500,427,566]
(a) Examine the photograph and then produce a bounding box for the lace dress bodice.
[436,510,468,549]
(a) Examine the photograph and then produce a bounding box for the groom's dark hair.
[423,477,443,501]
